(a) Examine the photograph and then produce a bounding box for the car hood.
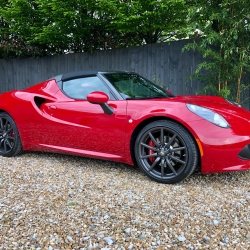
[173,95,250,122]
[173,95,231,108]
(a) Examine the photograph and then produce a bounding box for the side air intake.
[34,96,46,109]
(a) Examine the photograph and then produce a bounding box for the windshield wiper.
[126,96,169,100]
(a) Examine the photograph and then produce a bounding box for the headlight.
[186,104,230,128]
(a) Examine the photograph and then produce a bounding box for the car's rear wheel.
[135,120,198,184]
[0,113,22,157]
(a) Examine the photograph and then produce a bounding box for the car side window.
[62,76,112,100]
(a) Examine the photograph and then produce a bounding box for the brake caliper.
[148,140,155,163]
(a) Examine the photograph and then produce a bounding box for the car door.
[40,75,127,155]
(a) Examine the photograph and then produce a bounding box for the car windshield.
[103,73,173,99]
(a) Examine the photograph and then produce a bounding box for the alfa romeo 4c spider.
[0,70,250,184]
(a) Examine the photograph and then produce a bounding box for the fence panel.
[0,39,249,109]
[0,39,201,92]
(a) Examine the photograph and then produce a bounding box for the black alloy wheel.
[135,120,198,184]
[0,112,22,157]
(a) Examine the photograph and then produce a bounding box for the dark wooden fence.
[0,39,249,108]
[0,39,205,94]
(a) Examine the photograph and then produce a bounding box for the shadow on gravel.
[21,151,143,173]
[17,152,250,186]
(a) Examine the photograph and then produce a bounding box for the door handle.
[49,105,57,110]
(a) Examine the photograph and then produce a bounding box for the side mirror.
[87,91,114,115]
[166,89,173,94]
[166,89,175,97]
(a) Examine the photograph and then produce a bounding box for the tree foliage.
[110,0,186,44]
[0,0,51,57]
[184,0,250,104]
[0,0,187,58]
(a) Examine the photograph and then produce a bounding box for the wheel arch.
[0,109,24,142]
[0,111,23,157]
[130,116,202,169]
[0,109,15,120]
[0,109,16,122]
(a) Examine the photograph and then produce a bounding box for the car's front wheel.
[0,112,23,157]
[135,120,198,184]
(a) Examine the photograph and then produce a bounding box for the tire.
[0,112,23,157]
[135,120,198,184]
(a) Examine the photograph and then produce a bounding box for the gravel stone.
[104,236,113,245]
[178,236,186,242]
[103,215,109,220]
[67,236,74,242]
[0,152,250,249]
[124,228,131,234]
[213,219,220,226]
[138,234,146,240]
[128,244,134,249]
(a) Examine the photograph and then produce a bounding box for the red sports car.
[0,71,250,183]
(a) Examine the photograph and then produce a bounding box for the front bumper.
[185,119,250,174]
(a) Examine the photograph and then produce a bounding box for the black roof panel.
[61,70,98,81]
[58,70,129,81]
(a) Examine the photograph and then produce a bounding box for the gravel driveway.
[0,153,250,249]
